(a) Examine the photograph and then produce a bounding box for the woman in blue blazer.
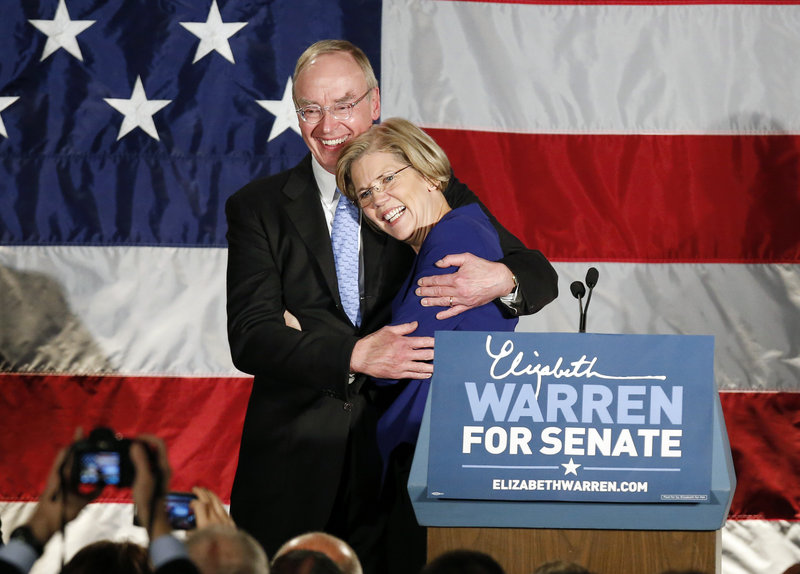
[337,117,519,572]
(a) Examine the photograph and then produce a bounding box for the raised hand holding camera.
[68,427,169,537]
[2,426,202,574]
[190,486,235,529]
[130,433,173,539]
[9,428,97,565]
[69,427,162,493]
[23,436,92,554]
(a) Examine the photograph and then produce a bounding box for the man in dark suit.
[225,40,558,572]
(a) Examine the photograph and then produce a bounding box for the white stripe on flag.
[1,502,798,574]
[0,245,237,376]
[527,262,800,391]
[722,519,800,574]
[0,502,180,574]
[382,0,800,135]
[3,249,798,389]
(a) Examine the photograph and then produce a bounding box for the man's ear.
[371,86,381,121]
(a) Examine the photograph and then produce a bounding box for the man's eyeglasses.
[296,88,372,124]
[356,165,412,208]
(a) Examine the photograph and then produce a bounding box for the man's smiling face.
[293,52,380,174]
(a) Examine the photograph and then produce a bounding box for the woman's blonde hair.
[336,117,451,205]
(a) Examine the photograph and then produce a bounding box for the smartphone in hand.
[134,491,197,530]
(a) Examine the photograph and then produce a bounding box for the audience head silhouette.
[271,549,343,574]
[273,532,361,574]
[60,540,152,574]
[420,549,506,574]
[186,524,269,574]
[533,560,594,574]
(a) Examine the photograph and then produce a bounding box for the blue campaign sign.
[427,332,715,503]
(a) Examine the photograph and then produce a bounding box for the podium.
[408,333,736,574]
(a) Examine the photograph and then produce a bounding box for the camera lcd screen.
[132,492,196,529]
[79,451,121,485]
[165,492,197,530]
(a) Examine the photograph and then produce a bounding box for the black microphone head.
[570,281,586,299]
[585,267,599,289]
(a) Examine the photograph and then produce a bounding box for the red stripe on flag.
[428,129,800,263]
[721,391,800,520]
[4,376,799,520]
[0,374,252,503]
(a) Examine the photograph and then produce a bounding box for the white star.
[256,77,301,142]
[104,76,171,141]
[29,0,95,62]
[180,0,247,64]
[562,457,582,476]
[0,97,20,139]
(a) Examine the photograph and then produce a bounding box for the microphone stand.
[583,267,599,333]
[570,281,586,333]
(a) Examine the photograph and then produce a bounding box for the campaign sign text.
[427,332,714,503]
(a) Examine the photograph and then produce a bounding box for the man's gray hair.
[186,525,270,574]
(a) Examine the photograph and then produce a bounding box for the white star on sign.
[104,76,171,141]
[29,0,95,62]
[256,77,301,142]
[180,0,247,64]
[0,97,20,139]
[562,457,581,476]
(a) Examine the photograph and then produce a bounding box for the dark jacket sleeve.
[443,174,559,316]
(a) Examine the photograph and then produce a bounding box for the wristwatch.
[9,525,45,557]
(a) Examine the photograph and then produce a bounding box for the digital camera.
[70,427,136,493]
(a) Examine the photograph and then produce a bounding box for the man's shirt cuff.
[150,534,190,569]
[0,539,40,574]
[499,281,522,314]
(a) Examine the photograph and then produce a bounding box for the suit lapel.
[282,156,341,306]
[281,155,404,327]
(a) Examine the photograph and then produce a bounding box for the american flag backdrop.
[1,1,798,573]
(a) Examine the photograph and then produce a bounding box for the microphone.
[586,267,599,290]
[570,280,586,333]
[582,267,599,333]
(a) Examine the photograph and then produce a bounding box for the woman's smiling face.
[351,151,448,252]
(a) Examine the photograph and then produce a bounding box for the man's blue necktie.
[331,193,361,326]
